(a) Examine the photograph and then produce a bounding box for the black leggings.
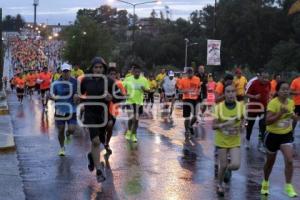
[147,92,154,105]
[246,112,266,141]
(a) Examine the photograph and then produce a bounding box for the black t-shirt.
[195,71,208,99]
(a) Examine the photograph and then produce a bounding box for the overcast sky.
[1,0,214,25]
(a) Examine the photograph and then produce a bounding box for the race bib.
[55,109,66,116]
[277,119,292,128]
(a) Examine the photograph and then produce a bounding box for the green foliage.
[61,16,114,69]
[3,14,25,32]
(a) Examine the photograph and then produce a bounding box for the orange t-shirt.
[215,82,224,95]
[15,77,25,89]
[39,72,52,90]
[26,74,37,87]
[177,76,201,100]
[270,79,277,96]
[290,77,300,105]
[109,80,126,117]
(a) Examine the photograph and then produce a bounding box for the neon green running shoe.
[260,180,269,195]
[64,135,72,145]
[58,147,65,156]
[125,130,132,140]
[131,133,138,143]
[285,184,298,198]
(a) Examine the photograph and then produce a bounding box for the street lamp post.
[109,0,161,56]
[33,0,39,28]
[184,38,198,68]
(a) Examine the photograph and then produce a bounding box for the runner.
[162,70,177,119]
[212,84,245,196]
[50,63,78,156]
[146,74,157,109]
[53,67,62,81]
[215,74,234,103]
[71,63,84,79]
[26,70,37,98]
[37,67,52,111]
[195,65,208,122]
[261,81,298,198]
[270,74,281,97]
[15,73,26,104]
[80,57,122,182]
[124,64,150,142]
[10,76,16,92]
[233,68,247,101]
[156,68,166,103]
[245,71,270,151]
[106,67,126,159]
[177,67,201,139]
[290,75,300,132]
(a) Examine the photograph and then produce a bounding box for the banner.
[207,40,221,66]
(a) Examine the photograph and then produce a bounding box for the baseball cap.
[168,70,175,77]
[61,63,72,71]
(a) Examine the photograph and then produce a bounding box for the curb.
[0,92,16,152]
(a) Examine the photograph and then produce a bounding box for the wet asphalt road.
[7,92,300,200]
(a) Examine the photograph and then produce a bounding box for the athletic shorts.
[264,131,293,153]
[16,88,24,95]
[126,104,143,116]
[182,99,198,118]
[28,86,36,90]
[41,88,50,96]
[165,94,175,101]
[84,112,107,142]
[295,105,300,116]
[55,113,77,126]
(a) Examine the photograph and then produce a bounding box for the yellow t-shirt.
[266,98,295,134]
[53,73,61,81]
[214,101,245,148]
[71,69,84,78]
[156,73,166,84]
[233,76,248,96]
[148,79,157,92]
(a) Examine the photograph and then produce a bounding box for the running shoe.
[87,152,94,172]
[105,145,112,156]
[125,130,132,140]
[216,184,225,197]
[131,133,138,143]
[64,135,72,145]
[260,180,270,195]
[96,163,106,183]
[285,183,298,198]
[58,147,65,156]
[245,139,250,150]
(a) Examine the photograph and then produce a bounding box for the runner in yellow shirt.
[261,81,299,198]
[156,68,166,103]
[212,84,245,197]
[233,68,247,101]
[71,64,84,78]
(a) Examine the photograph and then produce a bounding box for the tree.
[3,14,25,31]
[62,16,114,69]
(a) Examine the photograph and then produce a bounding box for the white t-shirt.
[162,77,177,96]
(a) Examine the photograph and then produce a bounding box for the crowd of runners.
[3,35,300,198]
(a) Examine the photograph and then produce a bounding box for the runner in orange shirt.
[15,73,26,104]
[270,74,281,97]
[26,70,37,98]
[177,67,201,139]
[290,75,300,131]
[37,67,53,111]
[106,67,126,159]
[214,74,234,103]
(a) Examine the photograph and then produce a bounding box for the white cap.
[61,63,72,71]
[168,70,175,77]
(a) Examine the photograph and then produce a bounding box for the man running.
[80,57,122,182]
[245,71,270,151]
[15,73,25,104]
[37,67,52,111]
[177,68,201,139]
[71,63,84,79]
[290,75,300,132]
[233,68,248,101]
[162,70,177,119]
[51,63,78,156]
[26,70,37,98]
[195,65,208,121]
[156,68,166,103]
[124,64,150,142]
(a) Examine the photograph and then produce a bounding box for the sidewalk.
[0,91,25,200]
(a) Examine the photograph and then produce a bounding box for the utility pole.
[213,0,217,38]
[33,0,39,27]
